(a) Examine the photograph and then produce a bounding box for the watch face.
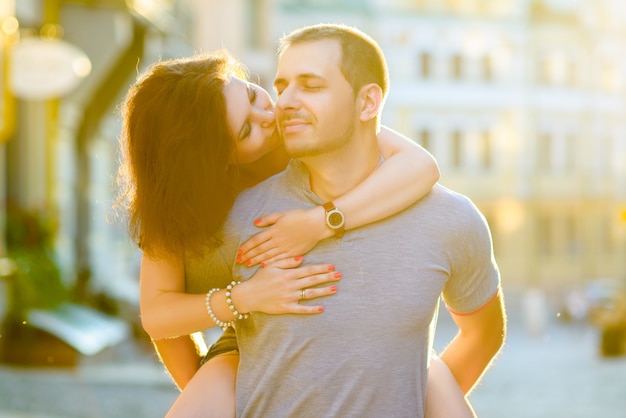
[328,211,344,228]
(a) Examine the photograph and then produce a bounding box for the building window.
[599,214,614,254]
[607,136,615,175]
[601,63,618,91]
[565,61,577,87]
[482,55,492,81]
[451,54,463,80]
[420,52,431,78]
[565,213,580,257]
[536,133,553,172]
[248,0,262,48]
[481,131,492,169]
[564,135,577,172]
[451,130,462,168]
[537,214,553,256]
[537,57,550,84]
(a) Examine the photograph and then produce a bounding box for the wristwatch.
[322,201,345,238]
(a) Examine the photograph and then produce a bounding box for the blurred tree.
[4,201,68,317]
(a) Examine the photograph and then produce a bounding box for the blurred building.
[189,0,626,291]
[3,0,626,319]
[2,0,198,314]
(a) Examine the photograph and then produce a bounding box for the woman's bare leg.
[425,356,476,418]
[166,353,239,418]
[165,352,471,417]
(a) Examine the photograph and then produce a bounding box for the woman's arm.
[140,255,340,341]
[152,335,203,390]
[426,356,476,418]
[340,125,440,229]
[237,125,440,265]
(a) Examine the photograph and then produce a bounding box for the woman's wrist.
[230,279,253,315]
[226,281,249,319]
[205,289,235,330]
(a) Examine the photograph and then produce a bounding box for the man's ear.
[357,83,383,122]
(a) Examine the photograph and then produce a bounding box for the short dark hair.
[278,23,389,98]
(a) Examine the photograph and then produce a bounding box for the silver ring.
[300,289,306,301]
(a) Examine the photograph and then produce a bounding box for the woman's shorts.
[201,327,239,365]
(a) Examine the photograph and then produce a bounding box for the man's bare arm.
[439,291,506,394]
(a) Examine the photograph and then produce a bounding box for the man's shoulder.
[427,184,477,211]
[419,184,486,228]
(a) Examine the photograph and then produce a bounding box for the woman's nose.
[254,106,275,128]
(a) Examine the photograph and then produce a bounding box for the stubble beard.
[282,114,356,160]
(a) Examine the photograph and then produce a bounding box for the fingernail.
[260,262,265,268]
[294,256,303,262]
[254,218,261,225]
[328,265,335,271]
[238,249,243,255]
[245,260,251,266]
[236,257,242,263]
[330,286,337,292]
[334,272,342,279]
[318,307,324,313]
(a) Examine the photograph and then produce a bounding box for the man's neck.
[237,146,289,189]
[303,132,380,203]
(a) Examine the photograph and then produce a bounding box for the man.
[219,24,506,417]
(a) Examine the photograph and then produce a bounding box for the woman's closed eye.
[240,121,251,140]
[239,85,259,140]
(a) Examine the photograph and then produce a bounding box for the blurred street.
[467,317,626,418]
[1,305,625,418]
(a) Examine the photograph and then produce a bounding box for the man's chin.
[283,143,306,158]
[284,144,320,159]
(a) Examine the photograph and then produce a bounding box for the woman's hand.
[232,256,341,315]
[237,207,330,266]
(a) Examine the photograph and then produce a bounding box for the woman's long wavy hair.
[116,51,246,260]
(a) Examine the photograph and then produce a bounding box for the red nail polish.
[238,249,243,255]
[260,262,265,268]
[294,256,303,262]
[330,286,337,292]
[334,272,342,279]
[328,265,335,271]
[245,260,251,266]
[254,218,261,225]
[318,307,324,313]
[236,257,242,263]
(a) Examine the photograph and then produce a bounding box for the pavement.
[1,306,625,417]
[0,336,178,418]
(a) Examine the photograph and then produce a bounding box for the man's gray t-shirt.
[217,160,500,418]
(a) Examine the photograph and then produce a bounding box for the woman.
[117,50,474,417]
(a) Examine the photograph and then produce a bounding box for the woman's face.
[222,76,281,164]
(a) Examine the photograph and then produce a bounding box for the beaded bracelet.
[205,288,235,330]
[226,280,250,320]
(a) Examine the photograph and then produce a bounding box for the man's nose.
[275,86,299,111]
